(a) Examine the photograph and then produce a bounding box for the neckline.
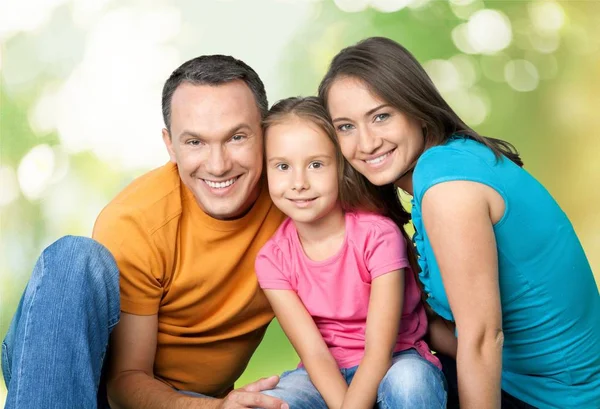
[291,212,349,267]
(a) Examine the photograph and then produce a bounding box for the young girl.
[318,37,600,409]
[255,97,446,409]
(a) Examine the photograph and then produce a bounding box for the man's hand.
[218,376,288,409]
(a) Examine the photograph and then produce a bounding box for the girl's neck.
[294,204,346,262]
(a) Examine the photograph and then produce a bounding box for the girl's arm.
[341,269,404,409]
[263,289,348,409]
[428,313,458,359]
[422,180,503,409]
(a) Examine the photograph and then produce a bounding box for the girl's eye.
[276,163,289,171]
[374,113,390,122]
[308,162,323,169]
[337,123,354,132]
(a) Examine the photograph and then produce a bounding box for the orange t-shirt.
[92,162,285,397]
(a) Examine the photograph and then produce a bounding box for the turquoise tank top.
[411,137,600,408]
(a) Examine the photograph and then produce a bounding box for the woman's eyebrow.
[331,104,391,123]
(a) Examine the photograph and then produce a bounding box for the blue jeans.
[1,236,121,409]
[263,349,447,409]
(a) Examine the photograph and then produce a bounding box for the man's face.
[163,81,264,220]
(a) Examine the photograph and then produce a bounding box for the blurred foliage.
[1,0,598,403]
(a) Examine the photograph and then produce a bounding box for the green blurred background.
[1,0,598,404]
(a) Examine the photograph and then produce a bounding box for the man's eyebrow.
[177,123,254,140]
[179,130,202,139]
[331,104,391,123]
[227,123,253,135]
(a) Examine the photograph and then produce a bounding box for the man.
[2,55,289,409]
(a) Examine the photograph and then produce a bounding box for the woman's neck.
[394,170,414,196]
[294,204,346,261]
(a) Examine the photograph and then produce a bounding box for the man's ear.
[162,128,177,164]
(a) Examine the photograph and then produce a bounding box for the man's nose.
[206,146,232,176]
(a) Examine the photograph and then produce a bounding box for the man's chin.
[196,198,240,220]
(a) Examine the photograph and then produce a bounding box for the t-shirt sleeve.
[92,204,163,315]
[412,143,505,205]
[364,217,410,279]
[255,242,293,290]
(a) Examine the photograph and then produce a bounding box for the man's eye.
[337,124,354,132]
[187,140,201,146]
[231,134,246,142]
[276,163,289,171]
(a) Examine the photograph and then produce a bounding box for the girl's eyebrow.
[267,156,287,163]
[306,154,333,161]
[267,154,333,163]
[332,104,391,123]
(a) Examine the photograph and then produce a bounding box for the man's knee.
[263,370,327,409]
[41,235,119,287]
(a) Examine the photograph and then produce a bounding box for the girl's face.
[327,76,425,188]
[265,116,340,225]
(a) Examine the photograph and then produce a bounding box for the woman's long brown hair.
[318,37,524,296]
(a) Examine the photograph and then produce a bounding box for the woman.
[317,36,600,409]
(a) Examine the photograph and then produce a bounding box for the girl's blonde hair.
[263,96,420,278]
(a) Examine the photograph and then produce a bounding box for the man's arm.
[264,289,348,409]
[107,313,288,409]
[341,270,404,409]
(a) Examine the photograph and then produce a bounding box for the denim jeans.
[1,236,121,409]
[263,349,447,409]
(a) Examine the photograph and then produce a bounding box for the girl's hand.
[263,289,348,409]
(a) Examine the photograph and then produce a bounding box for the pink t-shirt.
[255,211,440,369]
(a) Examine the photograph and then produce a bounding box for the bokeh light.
[0,167,20,207]
[528,1,565,34]
[17,144,56,201]
[504,59,540,92]
[467,9,512,54]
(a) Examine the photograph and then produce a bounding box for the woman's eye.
[337,123,354,132]
[308,162,323,169]
[374,113,390,122]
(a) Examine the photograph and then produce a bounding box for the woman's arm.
[422,180,503,409]
[263,289,348,409]
[341,270,404,409]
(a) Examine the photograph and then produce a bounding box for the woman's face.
[327,76,425,188]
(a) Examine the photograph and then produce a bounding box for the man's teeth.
[205,177,237,189]
[366,152,391,164]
